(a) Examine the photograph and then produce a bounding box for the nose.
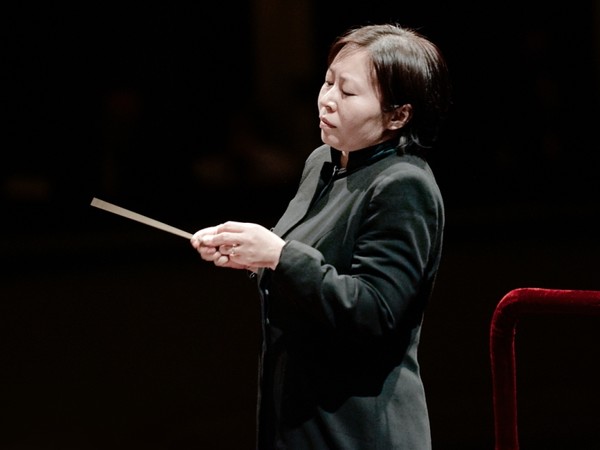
[318,89,336,113]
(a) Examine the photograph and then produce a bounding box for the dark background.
[2,2,600,449]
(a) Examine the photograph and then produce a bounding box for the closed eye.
[322,79,355,96]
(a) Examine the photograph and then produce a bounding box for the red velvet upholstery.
[489,287,600,450]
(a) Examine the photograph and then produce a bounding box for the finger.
[200,252,220,263]
[199,247,218,259]
[215,221,248,233]
[204,232,241,248]
[218,244,239,256]
[214,255,230,266]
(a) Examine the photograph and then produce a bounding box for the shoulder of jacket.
[305,144,331,165]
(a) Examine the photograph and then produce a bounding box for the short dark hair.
[328,24,452,156]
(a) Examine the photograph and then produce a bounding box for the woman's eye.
[322,80,354,96]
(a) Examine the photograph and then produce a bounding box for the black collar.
[330,139,399,171]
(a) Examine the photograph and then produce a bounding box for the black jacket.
[256,140,444,450]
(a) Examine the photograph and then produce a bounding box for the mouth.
[319,116,335,128]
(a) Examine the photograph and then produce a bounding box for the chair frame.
[489,287,600,450]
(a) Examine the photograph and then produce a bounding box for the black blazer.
[256,141,444,450]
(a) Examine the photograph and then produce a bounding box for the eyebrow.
[327,68,358,84]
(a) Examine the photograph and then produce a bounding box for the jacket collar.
[330,139,399,171]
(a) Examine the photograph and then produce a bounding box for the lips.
[319,116,335,128]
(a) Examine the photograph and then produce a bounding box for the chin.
[320,133,337,148]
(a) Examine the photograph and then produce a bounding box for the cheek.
[344,106,382,130]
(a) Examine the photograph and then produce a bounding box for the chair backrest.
[489,287,600,450]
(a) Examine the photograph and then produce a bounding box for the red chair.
[489,287,600,450]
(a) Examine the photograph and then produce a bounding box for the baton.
[90,197,193,240]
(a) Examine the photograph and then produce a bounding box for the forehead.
[329,47,375,81]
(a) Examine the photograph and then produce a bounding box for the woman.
[191,23,451,450]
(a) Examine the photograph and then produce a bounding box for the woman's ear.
[387,104,412,130]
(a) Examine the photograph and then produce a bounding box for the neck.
[340,151,349,168]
